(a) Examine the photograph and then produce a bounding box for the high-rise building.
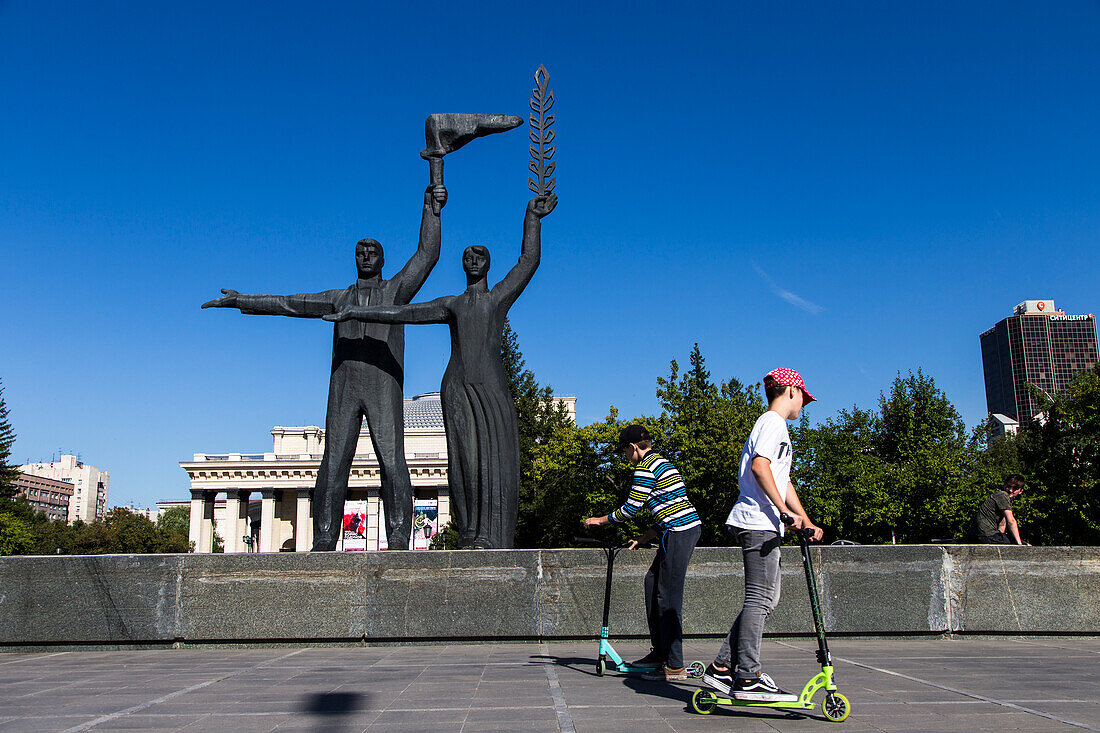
[980,300,1098,423]
[17,455,109,523]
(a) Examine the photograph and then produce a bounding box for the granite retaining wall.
[1,546,1097,648]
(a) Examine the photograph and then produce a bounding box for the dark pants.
[977,532,1012,544]
[644,525,700,669]
[312,365,413,551]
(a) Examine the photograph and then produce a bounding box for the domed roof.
[404,393,444,429]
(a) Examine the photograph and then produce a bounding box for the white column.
[437,491,450,531]
[259,488,276,552]
[295,487,312,552]
[223,491,241,554]
[188,490,206,553]
[201,492,215,552]
[226,489,252,553]
[367,494,380,551]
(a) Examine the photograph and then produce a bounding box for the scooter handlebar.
[779,513,816,541]
[573,536,656,550]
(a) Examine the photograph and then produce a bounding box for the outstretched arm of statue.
[202,288,342,318]
[494,194,557,308]
[394,184,447,303]
[323,298,451,325]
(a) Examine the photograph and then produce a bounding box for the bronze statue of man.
[203,182,448,550]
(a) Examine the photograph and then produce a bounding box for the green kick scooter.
[575,536,704,678]
[691,515,850,722]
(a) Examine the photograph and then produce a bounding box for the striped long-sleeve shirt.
[609,451,701,532]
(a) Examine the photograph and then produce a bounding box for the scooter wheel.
[596,658,606,677]
[822,692,850,722]
[691,688,717,715]
[686,660,705,678]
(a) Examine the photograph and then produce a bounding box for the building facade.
[17,455,109,523]
[178,392,576,553]
[12,472,73,522]
[180,393,451,553]
[980,300,1098,422]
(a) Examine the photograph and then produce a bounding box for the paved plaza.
[1,637,1098,732]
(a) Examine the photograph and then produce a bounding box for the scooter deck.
[693,690,814,710]
[692,686,850,722]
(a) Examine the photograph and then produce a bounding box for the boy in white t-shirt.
[702,368,824,702]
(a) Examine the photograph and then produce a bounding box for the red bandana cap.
[766,368,816,404]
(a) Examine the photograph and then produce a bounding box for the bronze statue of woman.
[326,193,557,548]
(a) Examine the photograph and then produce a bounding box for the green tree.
[793,407,900,543]
[0,378,22,500]
[157,505,194,552]
[523,410,639,547]
[502,320,575,547]
[0,512,34,555]
[30,517,77,555]
[156,505,189,537]
[653,345,765,545]
[1015,365,1100,545]
[69,518,110,554]
[871,370,981,542]
[101,508,160,553]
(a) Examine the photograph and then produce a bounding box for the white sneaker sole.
[732,691,799,702]
[701,675,732,695]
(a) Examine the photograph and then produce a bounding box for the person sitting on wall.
[971,474,1027,545]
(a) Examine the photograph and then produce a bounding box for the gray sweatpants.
[714,527,782,678]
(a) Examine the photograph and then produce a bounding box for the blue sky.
[2,2,1098,509]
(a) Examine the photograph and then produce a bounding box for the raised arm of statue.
[393,185,447,304]
[202,289,344,318]
[324,298,452,325]
[493,194,557,309]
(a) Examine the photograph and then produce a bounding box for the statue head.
[356,238,384,278]
[463,245,490,280]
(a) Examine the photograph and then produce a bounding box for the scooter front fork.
[797,665,838,705]
[599,627,627,670]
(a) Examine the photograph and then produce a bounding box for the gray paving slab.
[1,638,1100,731]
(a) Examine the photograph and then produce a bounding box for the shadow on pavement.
[300,692,368,732]
[528,653,601,676]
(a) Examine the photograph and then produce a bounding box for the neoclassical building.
[177,393,575,553]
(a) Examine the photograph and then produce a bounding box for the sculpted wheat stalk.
[528,65,555,195]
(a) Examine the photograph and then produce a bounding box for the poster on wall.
[413,499,439,550]
[342,500,367,551]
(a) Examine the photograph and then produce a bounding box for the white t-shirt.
[725,410,793,535]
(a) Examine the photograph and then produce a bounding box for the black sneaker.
[701,664,733,695]
[732,672,799,702]
[630,650,664,669]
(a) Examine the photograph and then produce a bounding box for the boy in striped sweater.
[584,424,702,682]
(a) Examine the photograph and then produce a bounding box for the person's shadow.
[300,692,367,732]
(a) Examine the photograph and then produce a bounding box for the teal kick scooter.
[691,515,851,722]
[575,536,704,678]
